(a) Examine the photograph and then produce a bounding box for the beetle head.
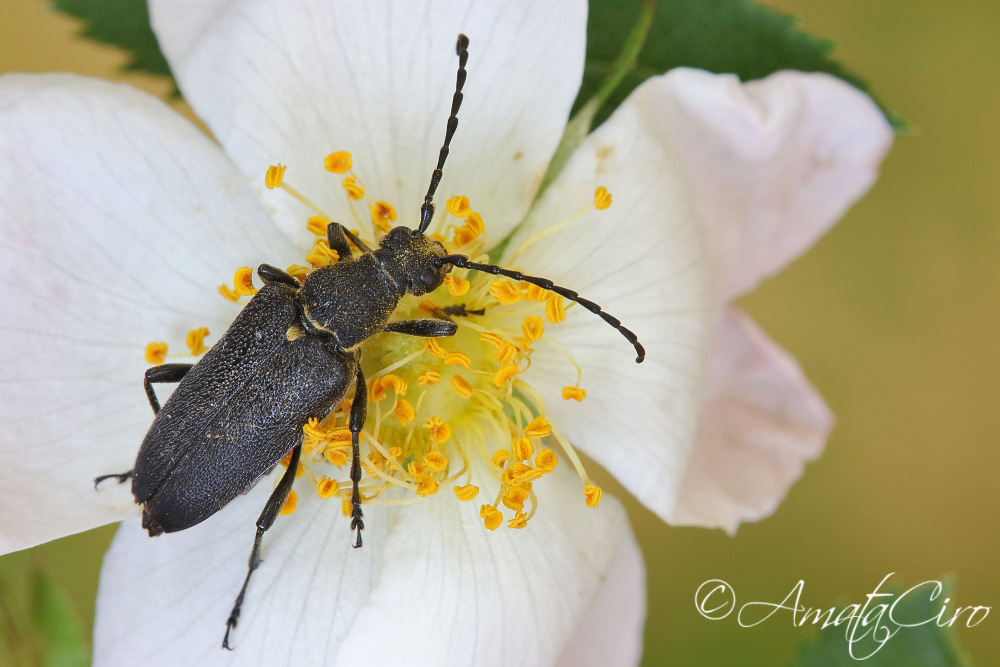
[380,226,449,296]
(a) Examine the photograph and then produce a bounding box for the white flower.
[0,0,891,664]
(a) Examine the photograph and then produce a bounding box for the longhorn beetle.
[95,34,645,649]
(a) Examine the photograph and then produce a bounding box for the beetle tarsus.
[93,470,133,489]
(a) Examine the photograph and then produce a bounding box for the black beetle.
[95,34,645,649]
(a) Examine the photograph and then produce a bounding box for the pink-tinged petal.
[149,0,588,246]
[669,308,833,534]
[555,529,646,667]
[653,68,892,299]
[510,75,717,523]
[95,462,630,665]
[0,74,299,554]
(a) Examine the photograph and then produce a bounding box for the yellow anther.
[317,476,340,499]
[423,416,451,444]
[496,342,518,365]
[326,448,349,467]
[524,416,552,438]
[501,462,533,487]
[443,275,470,296]
[407,461,425,477]
[583,484,603,507]
[185,327,210,356]
[536,449,559,473]
[489,280,521,305]
[305,239,339,268]
[526,284,548,302]
[465,212,485,235]
[324,151,353,174]
[234,267,257,296]
[415,473,439,497]
[480,332,504,350]
[511,436,534,461]
[491,449,509,468]
[369,374,407,401]
[394,398,415,426]
[279,490,298,515]
[494,364,518,387]
[388,447,402,459]
[425,339,447,358]
[444,352,472,369]
[453,484,479,501]
[480,505,503,531]
[423,451,448,472]
[342,175,365,200]
[502,486,529,511]
[286,264,310,283]
[452,223,481,247]
[264,164,286,190]
[303,417,326,439]
[545,294,566,323]
[418,370,442,386]
[145,342,167,365]
[562,386,587,401]
[370,201,397,232]
[522,316,544,341]
[307,216,329,236]
[218,284,240,302]
[328,428,352,445]
[429,232,448,247]
[341,499,352,517]
[450,374,475,398]
[594,186,612,210]
[508,510,528,529]
[446,195,471,218]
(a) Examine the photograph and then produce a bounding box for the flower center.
[148,152,611,532]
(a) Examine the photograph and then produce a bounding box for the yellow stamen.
[453,484,479,501]
[425,339,447,359]
[145,342,167,365]
[491,449,509,468]
[522,316,544,341]
[511,437,534,461]
[583,484,602,507]
[465,212,484,235]
[286,264,310,284]
[371,201,397,232]
[494,364,518,387]
[443,275,470,296]
[423,417,451,444]
[418,370,442,386]
[480,504,503,531]
[264,164,286,190]
[490,280,521,305]
[446,195,471,218]
[423,451,448,472]
[326,447,349,467]
[317,476,340,499]
[185,328,210,356]
[279,490,298,515]
[342,175,365,200]
[479,332,504,350]
[508,510,528,529]
[545,294,566,323]
[305,239,339,268]
[525,284,548,302]
[444,352,472,369]
[324,151,352,174]
[450,375,475,398]
[307,215,329,236]
[502,486,529,511]
[536,449,559,473]
[562,386,587,401]
[341,499,352,517]
[524,417,551,438]
[394,398,415,426]
[375,374,408,399]
[233,267,257,296]
[496,342,518,365]
[218,284,240,302]
[594,186,612,210]
[415,473,439,497]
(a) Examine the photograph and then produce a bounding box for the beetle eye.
[418,267,439,289]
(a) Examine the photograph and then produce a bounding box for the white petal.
[650,68,892,299]
[0,74,300,553]
[95,464,630,666]
[669,308,832,533]
[555,530,646,667]
[336,467,630,666]
[149,0,588,245]
[509,74,718,522]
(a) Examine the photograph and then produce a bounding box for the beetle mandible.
[95,34,645,649]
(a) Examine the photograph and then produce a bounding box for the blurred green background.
[1,0,998,664]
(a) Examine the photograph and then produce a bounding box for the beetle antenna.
[434,254,646,363]
[418,34,469,234]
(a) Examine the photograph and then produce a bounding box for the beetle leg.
[143,363,194,415]
[383,318,458,338]
[349,366,367,548]
[223,444,302,650]
[93,470,132,488]
[325,222,353,259]
[440,304,485,317]
[340,225,373,254]
[257,263,300,288]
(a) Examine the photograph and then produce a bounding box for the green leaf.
[579,0,905,130]
[51,0,175,81]
[792,579,974,667]
[30,571,88,667]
